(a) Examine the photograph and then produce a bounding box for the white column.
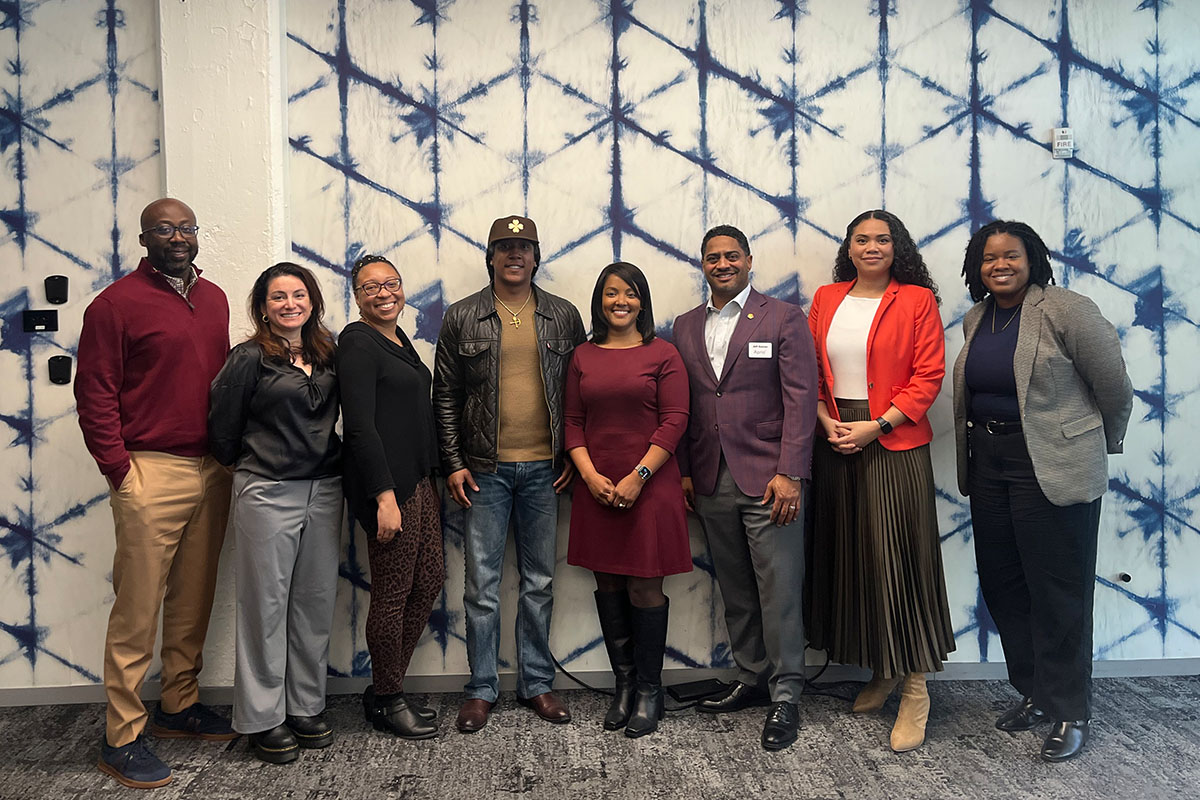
[156,0,289,687]
[157,0,289,302]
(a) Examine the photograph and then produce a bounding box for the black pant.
[968,425,1101,721]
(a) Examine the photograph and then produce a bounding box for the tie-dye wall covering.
[2,0,1198,693]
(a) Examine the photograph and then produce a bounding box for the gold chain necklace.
[991,302,1021,334]
[494,291,532,328]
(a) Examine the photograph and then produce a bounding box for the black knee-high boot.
[595,590,636,730]
[625,600,669,738]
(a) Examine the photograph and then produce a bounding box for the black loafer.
[1041,720,1088,762]
[697,681,770,714]
[995,697,1048,731]
[284,714,334,749]
[248,724,299,764]
[761,702,799,751]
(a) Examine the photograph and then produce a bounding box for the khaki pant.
[104,451,232,746]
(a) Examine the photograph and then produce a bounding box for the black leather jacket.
[433,284,586,474]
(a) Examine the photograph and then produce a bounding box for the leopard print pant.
[365,477,445,694]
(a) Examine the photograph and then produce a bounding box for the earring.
[262,314,269,322]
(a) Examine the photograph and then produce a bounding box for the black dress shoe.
[697,681,770,714]
[248,724,299,764]
[1041,720,1088,762]
[995,697,1048,732]
[284,714,334,749]
[761,702,799,751]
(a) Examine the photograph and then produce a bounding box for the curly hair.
[248,262,335,368]
[833,209,940,304]
[961,220,1056,303]
[350,253,400,288]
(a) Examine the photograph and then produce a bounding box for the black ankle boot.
[367,690,438,740]
[595,590,636,731]
[364,684,435,723]
[625,600,669,738]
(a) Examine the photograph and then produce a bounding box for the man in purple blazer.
[672,224,818,751]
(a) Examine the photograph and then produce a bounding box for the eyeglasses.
[355,278,401,296]
[142,224,200,238]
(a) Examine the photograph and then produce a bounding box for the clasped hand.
[823,418,882,455]
[585,471,642,509]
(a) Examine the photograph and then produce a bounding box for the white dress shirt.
[704,283,753,379]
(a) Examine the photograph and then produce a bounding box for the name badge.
[748,342,772,359]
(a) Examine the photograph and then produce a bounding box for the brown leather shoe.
[455,699,494,733]
[517,691,572,723]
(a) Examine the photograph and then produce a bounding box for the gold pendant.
[511,315,521,328]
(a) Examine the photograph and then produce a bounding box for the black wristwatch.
[875,416,893,435]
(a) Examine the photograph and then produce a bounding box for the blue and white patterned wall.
[2,0,1198,693]
[0,1,164,690]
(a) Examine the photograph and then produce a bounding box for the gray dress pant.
[694,461,807,703]
[231,471,342,733]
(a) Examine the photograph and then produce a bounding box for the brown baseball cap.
[488,215,539,245]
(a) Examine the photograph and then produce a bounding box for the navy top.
[965,301,1022,422]
[208,341,342,479]
[337,321,438,530]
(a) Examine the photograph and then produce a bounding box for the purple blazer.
[672,287,819,497]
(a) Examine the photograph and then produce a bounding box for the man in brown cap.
[434,215,586,733]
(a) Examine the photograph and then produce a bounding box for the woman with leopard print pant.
[338,255,445,739]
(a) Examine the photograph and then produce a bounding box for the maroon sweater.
[75,258,230,486]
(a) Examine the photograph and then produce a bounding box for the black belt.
[970,419,1023,435]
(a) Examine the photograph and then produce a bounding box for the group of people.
[74,197,1132,790]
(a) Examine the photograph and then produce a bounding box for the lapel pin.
[747,313,754,319]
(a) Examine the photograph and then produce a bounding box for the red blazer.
[808,278,944,451]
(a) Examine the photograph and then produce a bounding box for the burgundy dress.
[565,338,693,577]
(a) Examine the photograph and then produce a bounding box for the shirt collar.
[152,264,198,299]
[706,283,753,315]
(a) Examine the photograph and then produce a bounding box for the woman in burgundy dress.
[565,261,691,739]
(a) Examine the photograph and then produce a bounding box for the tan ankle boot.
[890,673,929,752]
[852,672,901,713]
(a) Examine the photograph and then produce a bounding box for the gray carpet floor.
[1,677,1198,799]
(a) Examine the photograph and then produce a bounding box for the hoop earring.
[261,314,268,322]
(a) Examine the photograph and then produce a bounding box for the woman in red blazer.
[805,209,954,753]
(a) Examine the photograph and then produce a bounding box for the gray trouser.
[693,461,807,703]
[231,471,342,733]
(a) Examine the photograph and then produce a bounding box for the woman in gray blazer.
[953,220,1132,763]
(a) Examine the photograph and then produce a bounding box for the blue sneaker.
[150,702,237,741]
[98,735,172,789]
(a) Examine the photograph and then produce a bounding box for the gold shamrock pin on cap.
[488,215,539,244]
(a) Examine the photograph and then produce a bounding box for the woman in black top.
[338,254,443,740]
[208,262,342,764]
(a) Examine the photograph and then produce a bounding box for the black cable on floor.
[552,648,859,710]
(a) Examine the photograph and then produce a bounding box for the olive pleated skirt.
[806,400,955,678]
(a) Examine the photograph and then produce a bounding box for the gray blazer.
[953,284,1133,507]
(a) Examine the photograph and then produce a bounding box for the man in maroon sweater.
[75,198,236,789]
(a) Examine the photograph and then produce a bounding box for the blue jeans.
[463,460,558,701]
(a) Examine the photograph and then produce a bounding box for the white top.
[826,295,881,400]
[704,283,753,379]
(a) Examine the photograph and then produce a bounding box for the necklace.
[991,302,1021,334]
[494,291,532,328]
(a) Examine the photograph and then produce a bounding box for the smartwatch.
[635,464,652,481]
[875,416,893,435]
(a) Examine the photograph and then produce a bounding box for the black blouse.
[336,321,438,528]
[965,301,1022,422]
[208,341,341,479]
